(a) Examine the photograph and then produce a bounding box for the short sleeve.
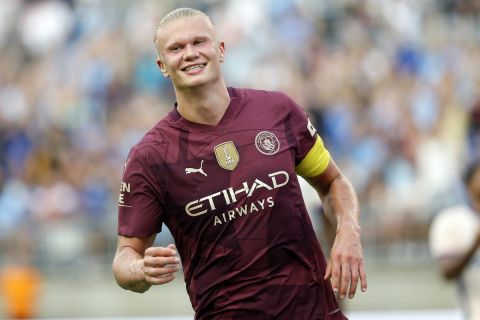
[429,206,479,259]
[281,94,331,177]
[284,95,319,165]
[117,148,164,238]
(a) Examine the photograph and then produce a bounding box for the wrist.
[337,220,361,237]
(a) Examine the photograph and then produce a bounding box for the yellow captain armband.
[295,135,331,178]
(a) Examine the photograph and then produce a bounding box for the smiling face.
[155,16,225,91]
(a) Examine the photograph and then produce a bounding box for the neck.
[175,81,230,126]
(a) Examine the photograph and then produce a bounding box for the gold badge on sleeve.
[214,141,239,171]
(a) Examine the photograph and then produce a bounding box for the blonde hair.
[153,8,215,56]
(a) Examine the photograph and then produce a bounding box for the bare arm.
[306,160,367,299]
[439,232,480,280]
[112,234,180,293]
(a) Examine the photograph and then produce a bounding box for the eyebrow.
[165,35,210,49]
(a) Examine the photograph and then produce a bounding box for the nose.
[183,44,199,60]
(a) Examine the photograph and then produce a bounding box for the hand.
[143,244,180,285]
[324,230,367,299]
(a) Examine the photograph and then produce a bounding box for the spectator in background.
[0,229,42,319]
[0,0,480,280]
[429,161,480,319]
[0,264,41,319]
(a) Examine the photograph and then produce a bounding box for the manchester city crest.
[255,131,280,155]
[214,141,239,171]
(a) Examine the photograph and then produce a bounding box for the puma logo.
[185,160,207,177]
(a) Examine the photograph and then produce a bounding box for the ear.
[156,58,170,77]
[218,41,225,63]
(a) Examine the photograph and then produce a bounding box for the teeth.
[185,65,204,72]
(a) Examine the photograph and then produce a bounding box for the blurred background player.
[429,161,480,319]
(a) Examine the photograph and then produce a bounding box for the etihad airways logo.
[185,170,289,217]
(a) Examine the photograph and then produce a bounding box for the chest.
[165,127,295,211]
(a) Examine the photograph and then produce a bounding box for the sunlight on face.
[154,15,218,61]
[154,16,225,89]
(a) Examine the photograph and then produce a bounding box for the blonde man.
[113,8,367,319]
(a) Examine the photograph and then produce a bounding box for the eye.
[167,44,183,53]
[194,39,205,45]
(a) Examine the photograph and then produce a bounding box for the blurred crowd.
[1,0,480,277]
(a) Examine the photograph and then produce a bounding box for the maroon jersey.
[118,87,346,319]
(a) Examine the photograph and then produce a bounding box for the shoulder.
[127,120,171,166]
[232,87,295,106]
[231,88,301,120]
[430,205,478,253]
[432,205,477,228]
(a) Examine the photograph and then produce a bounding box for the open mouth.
[181,63,207,72]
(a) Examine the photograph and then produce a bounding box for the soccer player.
[429,161,480,319]
[112,8,367,319]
